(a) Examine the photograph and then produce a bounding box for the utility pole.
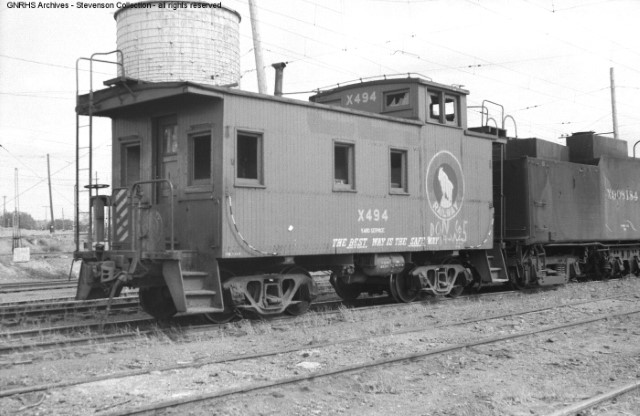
[2,195,6,227]
[47,154,55,231]
[13,168,21,250]
[610,67,619,141]
[248,0,267,94]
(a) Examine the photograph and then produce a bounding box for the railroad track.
[0,295,140,319]
[544,381,640,416]
[0,279,627,361]
[0,285,595,356]
[0,298,346,356]
[0,292,635,405]
[0,279,77,294]
[99,307,640,416]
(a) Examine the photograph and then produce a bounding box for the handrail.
[481,100,504,130]
[129,179,176,252]
[634,140,640,158]
[503,114,518,138]
[315,72,434,92]
[468,105,488,129]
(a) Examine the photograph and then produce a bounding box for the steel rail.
[100,308,640,416]
[544,380,640,416]
[0,316,154,344]
[0,298,140,319]
[0,279,73,288]
[0,294,633,401]
[0,294,138,312]
[0,283,77,294]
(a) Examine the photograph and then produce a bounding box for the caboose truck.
[74,54,521,321]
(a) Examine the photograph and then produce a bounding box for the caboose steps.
[185,289,219,309]
[182,270,210,291]
[180,270,221,310]
[468,248,509,284]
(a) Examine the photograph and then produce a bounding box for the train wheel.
[204,269,238,324]
[446,272,466,298]
[203,289,237,324]
[389,273,419,303]
[508,264,527,290]
[139,286,177,319]
[330,273,362,301]
[284,267,313,316]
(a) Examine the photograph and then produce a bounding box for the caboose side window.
[444,95,458,124]
[334,142,355,191]
[163,124,178,155]
[390,149,407,193]
[429,92,441,121]
[428,91,461,126]
[190,133,211,186]
[384,90,410,110]
[236,131,263,185]
[121,141,141,187]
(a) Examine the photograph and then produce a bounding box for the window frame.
[383,89,411,111]
[389,147,409,195]
[428,90,461,127]
[333,140,356,192]
[119,136,141,188]
[444,94,459,126]
[235,130,264,188]
[188,131,212,188]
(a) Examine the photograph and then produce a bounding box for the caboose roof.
[76,78,424,126]
[310,75,469,99]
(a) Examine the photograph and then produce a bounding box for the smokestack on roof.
[272,62,286,97]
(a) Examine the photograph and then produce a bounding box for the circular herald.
[426,150,465,221]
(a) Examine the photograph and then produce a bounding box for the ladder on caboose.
[74,51,125,251]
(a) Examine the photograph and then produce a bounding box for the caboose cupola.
[309,75,468,128]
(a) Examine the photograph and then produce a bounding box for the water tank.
[115,2,241,86]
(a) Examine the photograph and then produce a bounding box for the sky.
[1,0,639,222]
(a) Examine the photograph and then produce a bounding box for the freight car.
[74,64,522,321]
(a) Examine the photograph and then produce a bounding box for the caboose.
[74,66,516,320]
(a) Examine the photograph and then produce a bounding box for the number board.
[339,86,383,113]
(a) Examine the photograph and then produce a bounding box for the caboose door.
[153,116,179,247]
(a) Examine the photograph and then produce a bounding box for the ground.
[1,232,639,415]
[0,227,75,282]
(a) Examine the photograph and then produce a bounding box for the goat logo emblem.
[426,151,464,220]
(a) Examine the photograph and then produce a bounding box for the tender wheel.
[389,273,419,303]
[508,264,527,290]
[139,286,177,319]
[204,269,238,324]
[284,267,314,316]
[330,273,362,301]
